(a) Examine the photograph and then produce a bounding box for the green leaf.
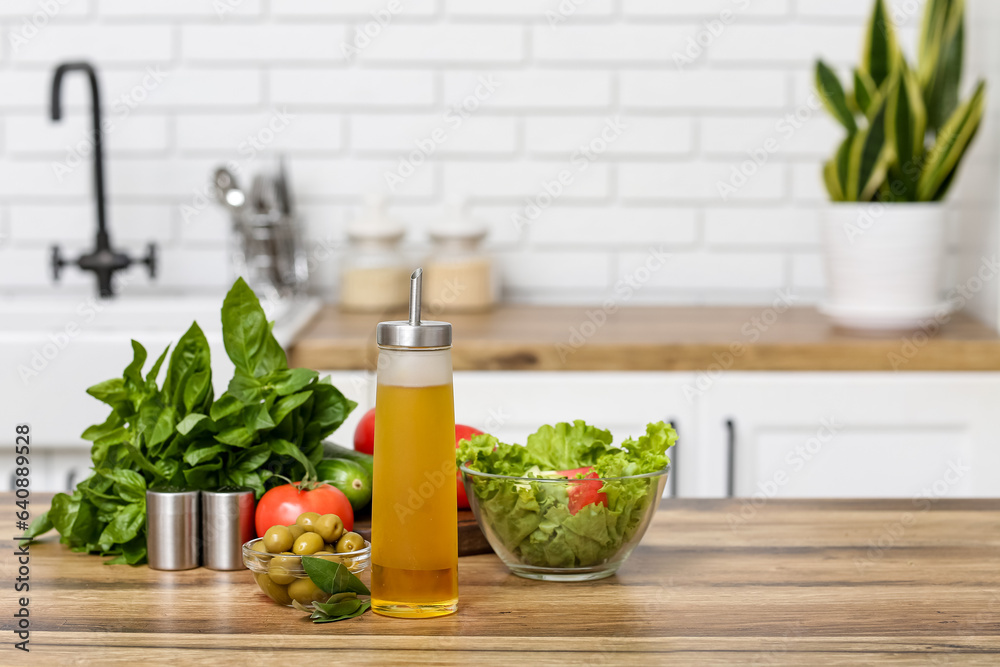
[184,443,228,466]
[99,469,147,504]
[234,444,272,472]
[270,368,319,396]
[271,391,313,427]
[227,371,263,404]
[886,65,927,200]
[311,600,370,623]
[163,322,212,411]
[852,68,878,117]
[176,413,209,436]
[861,0,900,88]
[86,378,129,407]
[270,439,317,480]
[122,340,148,391]
[847,94,889,201]
[525,420,614,471]
[816,60,857,133]
[21,511,54,542]
[98,502,144,547]
[81,412,125,442]
[917,80,986,201]
[301,557,371,596]
[919,0,965,132]
[221,278,270,377]
[210,394,244,421]
[215,426,255,448]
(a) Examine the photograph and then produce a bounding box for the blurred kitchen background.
[2,0,1000,497]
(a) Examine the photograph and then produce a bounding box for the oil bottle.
[371,268,458,618]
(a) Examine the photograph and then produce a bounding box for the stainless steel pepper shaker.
[201,487,256,571]
[146,487,200,571]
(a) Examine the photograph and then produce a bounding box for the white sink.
[0,293,322,468]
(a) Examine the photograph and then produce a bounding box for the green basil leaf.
[301,557,371,596]
[81,412,125,442]
[312,597,362,617]
[176,413,209,436]
[221,278,269,376]
[86,377,129,406]
[210,394,244,421]
[269,438,317,480]
[270,368,319,396]
[21,511,53,542]
[183,460,223,487]
[98,502,144,547]
[163,323,212,409]
[234,444,271,472]
[122,340,148,390]
[227,371,263,404]
[184,443,228,466]
[215,426,255,448]
[99,469,147,504]
[271,391,313,427]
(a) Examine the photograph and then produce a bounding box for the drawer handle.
[726,418,736,498]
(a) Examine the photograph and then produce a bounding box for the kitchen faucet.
[49,61,155,298]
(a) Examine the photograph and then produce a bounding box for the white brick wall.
[0,0,996,308]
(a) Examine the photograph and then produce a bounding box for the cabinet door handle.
[668,418,679,498]
[725,418,736,498]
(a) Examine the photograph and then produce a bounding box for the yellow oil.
[371,382,458,618]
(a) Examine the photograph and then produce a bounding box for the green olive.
[262,577,293,605]
[314,514,344,543]
[296,512,321,531]
[288,578,328,605]
[287,524,306,541]
[262,525,293,553]
[293,531,325,555]
[268,554,300,585]
[335,531,365,554]
[251,540,269,554]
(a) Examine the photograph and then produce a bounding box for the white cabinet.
[692,372,1000,498]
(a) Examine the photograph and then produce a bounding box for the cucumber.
[317,458,372,511]
[322,441,374,478]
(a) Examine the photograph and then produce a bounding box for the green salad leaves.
[23,278,356,564]
[457,420,676,569]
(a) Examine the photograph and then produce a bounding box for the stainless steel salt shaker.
[146,487,200,571]
[201,487,256,571]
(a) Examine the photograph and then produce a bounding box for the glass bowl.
[460,465,668,581]
[242,538,371,607]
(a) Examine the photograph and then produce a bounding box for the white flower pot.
[820,203,948,331]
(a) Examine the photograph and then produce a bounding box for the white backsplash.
[0,0,997,319]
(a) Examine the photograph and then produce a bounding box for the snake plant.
[816,0,986,202]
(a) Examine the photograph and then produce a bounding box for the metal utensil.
[146,487,201,571]
[212,167,245,211]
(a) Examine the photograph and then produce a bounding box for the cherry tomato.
[353,407,376,455]
[254,482,354,538]
[455,424,485,509]
[556,466,608,515]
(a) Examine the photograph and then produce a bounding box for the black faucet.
[49,61,155,298]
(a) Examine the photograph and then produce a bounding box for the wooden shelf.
[289,305,1000,372]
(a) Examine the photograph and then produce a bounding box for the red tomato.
[455,424,485,509]
[557,466,608,515]
[353,407,376,455]
[254,482,354,537]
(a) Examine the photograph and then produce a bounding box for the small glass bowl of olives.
[242,511,371,608]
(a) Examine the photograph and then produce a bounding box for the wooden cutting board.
[352,509,493,557]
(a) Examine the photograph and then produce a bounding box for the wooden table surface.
[289,304,1000,372]
[6,496,1000,665]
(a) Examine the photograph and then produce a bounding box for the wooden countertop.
[289,305,1000,372]
[10,496,1000,665]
